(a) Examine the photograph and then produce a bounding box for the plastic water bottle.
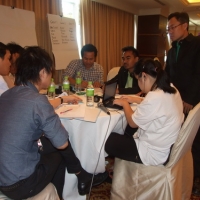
[86,81,94,107]
[48,78,55,99]
[62,76,70,95]
[75,71,82,92]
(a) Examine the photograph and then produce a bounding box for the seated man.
[0,42,11,96]
[2,42,24,88]
[110,46,141,94]
[0,46,108,200]
[63,44,104,88]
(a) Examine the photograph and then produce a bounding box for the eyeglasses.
[166,23,183,34]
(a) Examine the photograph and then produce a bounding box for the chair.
[111,102,200,200]
[0,183,59,200]
[107,67,120,81]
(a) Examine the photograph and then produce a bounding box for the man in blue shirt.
[0,46,107,199]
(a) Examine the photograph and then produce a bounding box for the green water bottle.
[86,81,94,107]
[62,76,70,95]
[75,71,82,92]
[48,78,55,99]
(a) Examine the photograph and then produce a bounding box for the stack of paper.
[55,104,85,118]
[83,107,101,122]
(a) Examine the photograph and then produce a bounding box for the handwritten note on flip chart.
[47,14,79,70]
[0,5,38,46]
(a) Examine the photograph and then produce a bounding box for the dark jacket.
[109,66,140,94]
[165,34,200,106]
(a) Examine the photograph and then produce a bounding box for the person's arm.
[98,65,104,86]
[63,60,78,86]
[68,77,76,86]
[57,141,68,149]
[81,80,88,88]
[113,98,138,128]
[120,95,143,104]
[49,95,82,108]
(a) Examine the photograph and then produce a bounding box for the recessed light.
[187,0,200,2]
[181,0,200,5]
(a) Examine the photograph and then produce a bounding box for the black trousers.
[105,132,142,164]
[105,125,172,165]
[0,137,82,200]
[192,127,200,178]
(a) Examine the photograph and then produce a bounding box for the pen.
[60,108,72,114]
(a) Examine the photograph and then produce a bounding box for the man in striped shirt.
[63,44,104,88]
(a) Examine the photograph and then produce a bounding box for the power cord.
[87,113,112,200]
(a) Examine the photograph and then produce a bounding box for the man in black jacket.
[110,46,140,95]
[165,12,200,196]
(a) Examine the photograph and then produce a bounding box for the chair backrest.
[166,102,200,168]
[107,67,120,81]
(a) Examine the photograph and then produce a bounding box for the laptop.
[102,80,123,110]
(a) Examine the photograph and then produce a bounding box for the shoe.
[192,177,200,197]
[78,171,108,195]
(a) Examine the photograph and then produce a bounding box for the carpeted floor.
[87,157,200,200]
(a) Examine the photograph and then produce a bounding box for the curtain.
[0,0,62,83]
[80,0,134,81]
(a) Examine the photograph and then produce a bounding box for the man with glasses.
[165,12,200,196]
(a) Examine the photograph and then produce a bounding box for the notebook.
[102,80,123,110]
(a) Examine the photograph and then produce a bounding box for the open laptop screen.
[103,81,117,101]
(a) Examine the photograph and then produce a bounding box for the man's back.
[0,84,68,186]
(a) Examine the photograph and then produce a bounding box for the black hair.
[7,42,24,56]
[134,58,176,94]
[0,42,9,59]
[15,46,53,86]
[168,12,189,31]
[81,44,98,57]
[122,46,139,57]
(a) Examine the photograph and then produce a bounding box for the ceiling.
[122,0,200,26]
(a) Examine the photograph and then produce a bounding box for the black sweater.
[109,66,140,94]
[165,34,200,106]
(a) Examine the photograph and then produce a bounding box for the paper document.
[55,104,85,118]
[83,107,101,122]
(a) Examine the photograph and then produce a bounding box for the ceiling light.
[187,0,200,2]
[181,0,200,5]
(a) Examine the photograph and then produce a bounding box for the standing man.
[109,46,140,94]
[63,44,104,88]
[0,42,11,96]
[165,12,200,196]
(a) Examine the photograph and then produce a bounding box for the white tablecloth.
[61,98,137,199]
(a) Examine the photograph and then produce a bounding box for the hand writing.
[62,95,82,104]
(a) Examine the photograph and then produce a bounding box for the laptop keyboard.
[104,99,123,110]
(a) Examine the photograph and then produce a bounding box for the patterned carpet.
[87,157,200,200]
